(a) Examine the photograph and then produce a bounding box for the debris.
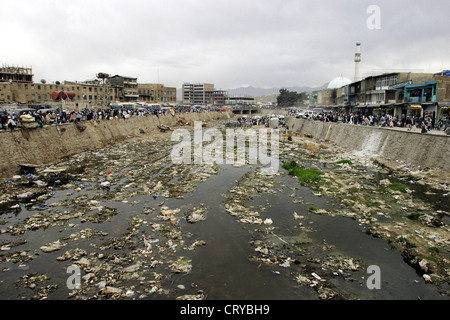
[311,272,322,280]
[423,274,432,283]
[40,240,67,253]
[101,286,123,295]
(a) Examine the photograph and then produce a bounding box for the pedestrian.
[426,116,433,131]
[444,115,450,131]
[406,117,412,131]
[421,123,427,134]
[6,116,16,130]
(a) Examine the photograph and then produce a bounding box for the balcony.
[365,101,383,105]
[123,90,139,98]
[404,96,436,104]
[123,79,137,86]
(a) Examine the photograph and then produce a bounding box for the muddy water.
[245,173,444,299]
[169,163,444,300]
[171,165,317,300]
[0,144,447,300]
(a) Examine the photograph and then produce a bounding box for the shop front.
[408,104,422,118]
[438,102,450,122]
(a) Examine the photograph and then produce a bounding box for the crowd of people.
[287,109,450,133]
[2,106,450,134]
[0,105,219,131]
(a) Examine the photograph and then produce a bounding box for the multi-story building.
[310,70,449,121]
[208,89,228,106]
[0,65,33,83]
[109,75,139,102]
[402,73,450,121]
[1,65,36,104]
[0,79,118,109]
[1,81,63,105]
[182,83,214,105]
[361,72,434,109]
[225,96,256,106]
[0,64,178,110]
[182,83,228,105]
[317,89,337,107]
[138,83,176,104]
[63,80,117,108]
[435,73,450,120]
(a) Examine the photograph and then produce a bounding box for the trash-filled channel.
[0,123,448,300]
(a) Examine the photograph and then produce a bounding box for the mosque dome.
[327,77,351,89]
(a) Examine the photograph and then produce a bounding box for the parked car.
[302,111,318,119]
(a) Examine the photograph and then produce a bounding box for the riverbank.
[277,130,449,293]
[287,117,450,171]
[0,111,232,180]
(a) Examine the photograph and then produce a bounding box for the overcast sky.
[1,0,449,89]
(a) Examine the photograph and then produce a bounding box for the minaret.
[354,41,361,82]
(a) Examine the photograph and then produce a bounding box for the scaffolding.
[0,64,34,83]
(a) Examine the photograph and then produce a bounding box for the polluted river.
[0,119,449,300]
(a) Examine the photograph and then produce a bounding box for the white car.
[302,111,317,119]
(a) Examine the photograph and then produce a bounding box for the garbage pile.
[0,133,218,300]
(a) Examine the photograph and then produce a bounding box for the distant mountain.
[176,83,328,102]
[226,84,328,97]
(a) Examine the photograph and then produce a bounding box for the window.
[376,75,397,88]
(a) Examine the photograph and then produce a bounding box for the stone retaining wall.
[1,111,232,179]
[287,118,450,170]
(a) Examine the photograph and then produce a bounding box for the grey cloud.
[1,0,449,90]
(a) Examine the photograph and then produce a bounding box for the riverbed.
[0,122,448,300]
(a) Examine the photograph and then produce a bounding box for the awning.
[389,80,412,89]
[438,102,450,107]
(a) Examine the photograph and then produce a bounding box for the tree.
[276,89,305,107]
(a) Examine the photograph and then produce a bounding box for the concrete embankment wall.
[287,118,450,170]
[1,111,232,179]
